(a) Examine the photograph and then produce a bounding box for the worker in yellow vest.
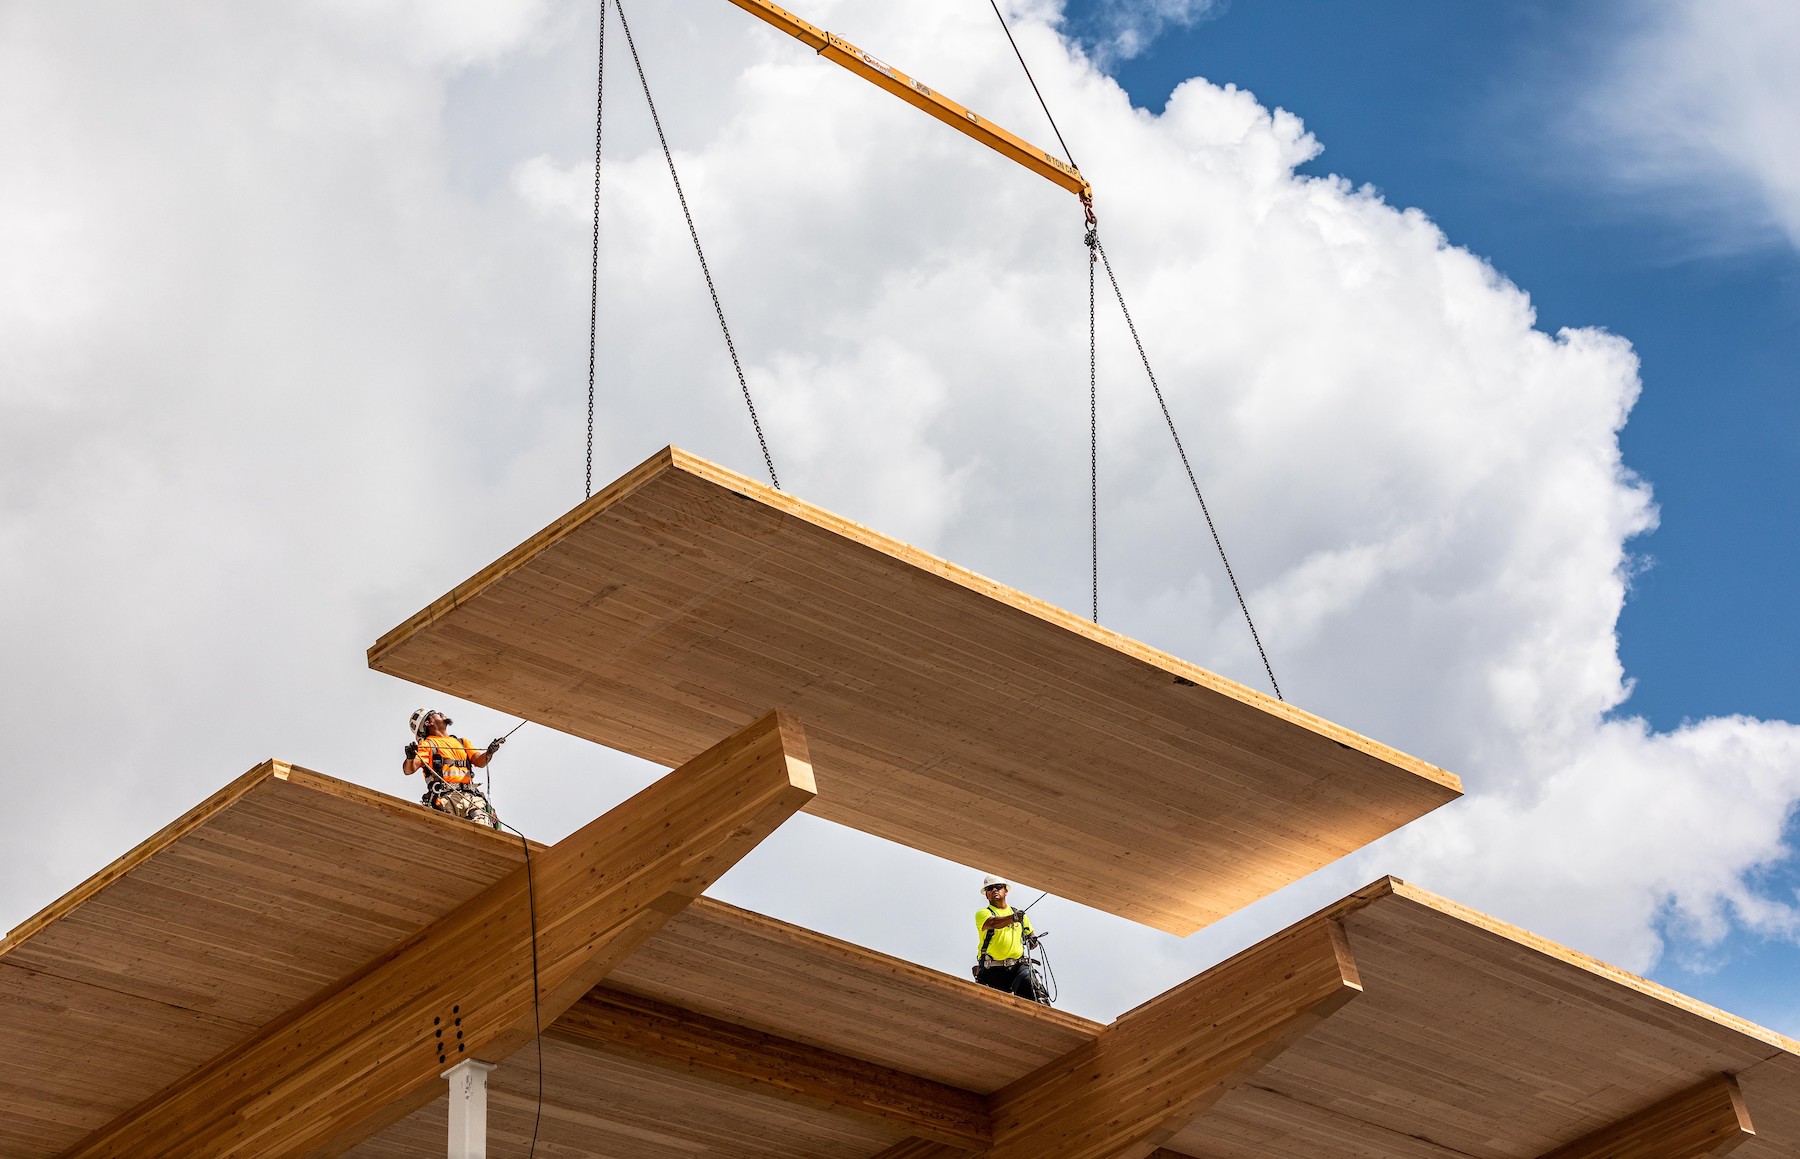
[973,876,1048,1003]
[403,708,505,828]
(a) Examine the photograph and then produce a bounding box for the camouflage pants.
[428,787,498,829]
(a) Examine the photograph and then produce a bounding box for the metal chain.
[615,0,781,490]
[1093,237,1283,700]
[586,0,608,499]
[1087,229,1098,623]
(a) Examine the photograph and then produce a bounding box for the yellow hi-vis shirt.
[974,905,1035,962]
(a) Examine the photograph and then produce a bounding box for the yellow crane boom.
[723,0,1092,202]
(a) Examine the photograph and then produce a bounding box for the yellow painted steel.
[723,0,1092,201]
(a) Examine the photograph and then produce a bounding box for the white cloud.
[4,0,1798,1028]
[1055,0,1225,67]
[1580,0,1800,250]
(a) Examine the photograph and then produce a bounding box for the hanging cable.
[586,0,609,499]
[985,0,1078,170]
[494,820,545,1158]
[1092,238,1283,700]
[614,0,781,490]
[1088,235,1098,624]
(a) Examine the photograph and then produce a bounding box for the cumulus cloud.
[1578,0,1800,250]
[4,0,1798,1025]
[1053,0,1226,67]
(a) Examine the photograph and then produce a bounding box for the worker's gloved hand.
[485,738,503,755]
[404,742,418,760]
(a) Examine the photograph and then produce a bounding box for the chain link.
[1093,237,1283,701]
[615,0,781,491]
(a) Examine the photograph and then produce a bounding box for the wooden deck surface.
[367,446,1460,935]
[1158,879,1800,1159]
[8,768,1796,1159]
[0,762,1092,1159]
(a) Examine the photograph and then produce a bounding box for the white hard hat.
[409,708,452,738]
[981,875,1009,892]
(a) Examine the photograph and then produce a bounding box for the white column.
[442,1058,497,1159]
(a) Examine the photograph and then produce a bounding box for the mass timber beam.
[1538,1074,1756,1159]
[861,918,1362,1159]
[549,989,990,1148]
[985,918,1362,1159]
[866,1141,968,1159]
[59,712,815,1159]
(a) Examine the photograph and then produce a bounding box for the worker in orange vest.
[404,708,505,828]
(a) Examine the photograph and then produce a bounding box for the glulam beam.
[549,988,990,1148]
[985,919,1362,1159]
[60,712,815,1159]
[1539,1074,1756,1159]
[857,918,1362,1159]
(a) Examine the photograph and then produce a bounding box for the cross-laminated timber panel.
[347,876,1800,1159]
[366,446,1461,934]
[0,760,1097,1159]
[1156,879,1800,1159]
[56,713,815,1159]
[11,763,1799,1159]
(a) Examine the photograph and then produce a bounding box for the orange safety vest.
[420,735,480,785]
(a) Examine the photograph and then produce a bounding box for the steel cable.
[587,0,608,498]
[1093,238,1283,700]
[1089,241,1098,623]
[985,0,1079,170]
[615,0,781,490]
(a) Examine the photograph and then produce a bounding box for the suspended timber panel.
[367,446,1461,934]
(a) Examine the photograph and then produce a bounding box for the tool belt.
[978,956,1025,970]
[422,777,486,804]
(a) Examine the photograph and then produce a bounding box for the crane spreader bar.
[724,0,1092,201]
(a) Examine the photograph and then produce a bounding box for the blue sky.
[1072,0,1800,730]
[1061,0,1800,1026]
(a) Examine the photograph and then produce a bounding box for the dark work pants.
[976,960,1048,1003]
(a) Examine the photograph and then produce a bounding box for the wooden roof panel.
[0,762,1083,1159]
[10,768,1796,1159]
[345,1039,909,1159]
[1160,880,1800,1159]
[367,447,1461,934]
[604,897,1098,1093]
[0,763,528,1159]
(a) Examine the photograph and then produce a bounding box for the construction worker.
[973,875,1048,1003]
[403,708,505,828]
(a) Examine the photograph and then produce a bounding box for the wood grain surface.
[1157,880,1799,1159]
[1539,1074,1754,1159]
[12,766,1800,1159]
[548,988,990,1147]
[986,919,1361,1159]
[367,446,1460,934]
[57,713,814,1159]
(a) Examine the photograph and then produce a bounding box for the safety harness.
[973,905,1028,976]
